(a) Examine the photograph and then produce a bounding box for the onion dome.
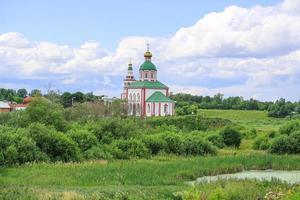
[144,51,152,58]
[140,44,157,71]
[140,61,157,71]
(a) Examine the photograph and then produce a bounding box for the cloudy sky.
[1,0,300,101]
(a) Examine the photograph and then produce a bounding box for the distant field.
[198,109,287,130]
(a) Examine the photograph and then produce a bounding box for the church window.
[145,73,148,78]
[133,94,136,102]
[147,104,150,113]
[137,94,140,102]
[129,94,132,102]
[151,73,153,78]
[164,104,168,114]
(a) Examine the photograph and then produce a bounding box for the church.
[121,47,175,117]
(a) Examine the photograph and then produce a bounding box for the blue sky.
[1,0,300,101]
[1,0,281,49]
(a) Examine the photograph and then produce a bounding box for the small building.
[10,96,32,111]
[121,46,175,117]
[0,101,11,113]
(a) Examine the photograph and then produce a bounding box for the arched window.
[137,94,140,103]
[164,104,168,114]
[145,73,148,78]
[151,73,153,78]
[137,103,140,114]
[147,104,150,113]
[129,94,132,102]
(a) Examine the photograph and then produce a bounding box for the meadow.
[0,102,300,200]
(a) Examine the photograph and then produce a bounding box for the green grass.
[1,154,300,199]
[198,109,287,130]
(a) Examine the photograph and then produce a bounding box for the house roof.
[0,101,11,109]
[146,91,173,103]
[128,81,168,89]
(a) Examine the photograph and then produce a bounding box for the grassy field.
[1,154,300,199]
[0,109,299,200]
[198,109,287,130]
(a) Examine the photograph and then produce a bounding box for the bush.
[84,145,113,160]
[0,126,48,165]
[67,129,98,151]
[279,120,300,135]
[87,119,141,144]
[220,126,242,148]
[253,136,271,150]
[146,115,231,131]
[206,134,225,148]
[113,139,149,158]
[161,132,185,155]
[142,134,167,155]
[270,131,300,154]
[25,97,68,131]
[28,123,81,162]
[184,136,217,156]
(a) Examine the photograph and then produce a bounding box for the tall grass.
[1,154,299,199]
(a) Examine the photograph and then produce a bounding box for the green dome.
[140,61,157,71]
[128,66,133,71]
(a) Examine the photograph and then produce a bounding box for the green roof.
[146,91,173,103]
[128,81,168,89]
[140,61,157,71]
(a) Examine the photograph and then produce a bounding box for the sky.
[1,0,300,101]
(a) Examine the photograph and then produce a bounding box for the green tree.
[17,89,28,98]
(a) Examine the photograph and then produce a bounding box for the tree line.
[171,93,300,118]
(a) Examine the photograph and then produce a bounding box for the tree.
[17,89,28,98]
[30,89,42,97]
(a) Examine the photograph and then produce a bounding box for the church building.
[121,47,175,117]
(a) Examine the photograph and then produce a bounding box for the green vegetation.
[0,97,300,199]
[1,154,300,199]
[172,93,300,118]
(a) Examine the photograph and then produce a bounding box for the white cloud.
[0,0,300,100]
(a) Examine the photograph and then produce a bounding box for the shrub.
[279,120,300,135]
[206,134,225,148]
[270,131,300,154]
[220,126,242,148]
[161,132,185,155]
[84,145,113,160]
[142,134,167,155]
[0,126,48,165]
[253,136,271,150]
[67,129,98,151]
[113,139,149,158]
[28,123,81,162]
[25,97,67,131]
[184,136,217,156]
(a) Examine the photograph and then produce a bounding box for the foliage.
[28,123,81,162]
[25,97,67,131]
[142,134,167,155]
[67,129,98,151]
[279,120,300,135]
[220,126,242,148]
[184,135,217,156]
[113,139,150,158]
[206,134,225,148]
[270,131,300,154]
[253,135,271,150]
[172,93,300,118]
